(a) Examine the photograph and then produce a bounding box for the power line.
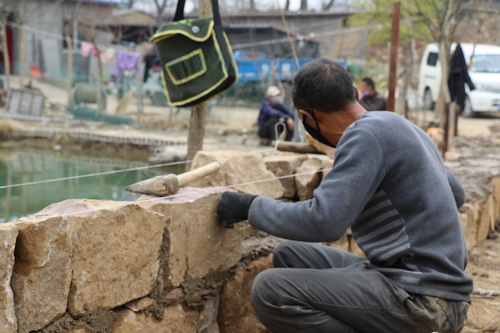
[0,160,192,190]
[58,168,327,217]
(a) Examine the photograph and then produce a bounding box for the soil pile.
[446,137,500,201]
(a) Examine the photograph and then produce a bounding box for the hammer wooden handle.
[125,161,222,196]
[178,161,222,186]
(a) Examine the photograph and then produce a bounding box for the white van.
[418,43,500,117]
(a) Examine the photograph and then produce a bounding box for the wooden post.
[185,0,213,171]
[19,24,25,88]
[65,28,73,104]
[443,102,450,158]
[387,2,400,112]
[404,99,409,119]
[1,23,11,91]
[454,104,460,137]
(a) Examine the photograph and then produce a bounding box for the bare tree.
[411,0,468,123]
[467,0,499,69]
[300,0,308,11]
[153,0,170,25]
[0,10,12,91]
[323,0,335,10]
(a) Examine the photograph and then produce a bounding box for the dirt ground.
[464,238,500,333]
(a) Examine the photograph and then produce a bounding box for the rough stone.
[478,177,500,245]
[459,202,482,251]
[218,255,273,333]
[264,154,307,198]
[67,324,91,333]
[189,151,284,199]
[113,305,199,333]
[348,235,365,258]
[445,151,461,161]
[322,158,334,178]
[295,158,324,201]
[0,224,18,333]
[125,297,156,312]
[139,187,242,287]
[305,133,336,158]
[197,296,220,333]
[37,199,166,317]
[11,216,72,333]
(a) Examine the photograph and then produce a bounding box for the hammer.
[124,161,222,196]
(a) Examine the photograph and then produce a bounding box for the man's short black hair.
[362,77,375,90]
[292,58,357,113]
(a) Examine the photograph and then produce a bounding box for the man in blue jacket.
[219,58,472,333]
[258,86,295,142]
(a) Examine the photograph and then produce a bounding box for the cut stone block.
[190,151,284,199]
[459,202,482,251]
[139,187,242,287]
[295,158,324,201]
[264,154,307,198]
[11,216,72,333]
[37,199,166,317]
[218,254,273,333]
[0,224,18,333]
[113,305,198,333]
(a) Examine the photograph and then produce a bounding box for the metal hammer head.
[163,174,179,195]
[124,174,180,196]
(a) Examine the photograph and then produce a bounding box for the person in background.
[258,86,295,142]
[359,77,387,111]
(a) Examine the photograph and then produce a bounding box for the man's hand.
[286,117,295,131]
[218,192,257,229]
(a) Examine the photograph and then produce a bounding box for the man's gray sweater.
[248,111,473,302]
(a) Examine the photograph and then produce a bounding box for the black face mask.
[301,109,336,148]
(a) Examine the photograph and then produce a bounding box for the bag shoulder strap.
[174,0,222,28]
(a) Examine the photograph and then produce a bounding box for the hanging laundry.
[81,42,94,57]
[100,48,117,63]
[115,50,141,79]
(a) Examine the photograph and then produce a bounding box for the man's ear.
[298,109,312,122]
[353,84,361,100]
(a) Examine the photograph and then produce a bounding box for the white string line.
[57,167,328,217]
[0,160,193,190]
[0,147,279,189]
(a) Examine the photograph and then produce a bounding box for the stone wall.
[0,150,495,332]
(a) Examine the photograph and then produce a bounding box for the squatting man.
[218,58,472,333]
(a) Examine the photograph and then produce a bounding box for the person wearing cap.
[218,58,471,332]
[257,86,295,142]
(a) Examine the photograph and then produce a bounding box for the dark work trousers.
[258,117,294,141]
[251,241,470,333]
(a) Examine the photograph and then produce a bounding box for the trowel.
[124,161,222,197]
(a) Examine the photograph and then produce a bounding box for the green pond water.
[0,147,184,223]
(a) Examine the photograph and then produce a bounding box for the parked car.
[418,43,500,117]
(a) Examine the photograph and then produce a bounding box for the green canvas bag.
[150,0,238,107]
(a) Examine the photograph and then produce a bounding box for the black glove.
[218,192,257,229]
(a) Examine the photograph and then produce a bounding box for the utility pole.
[185,0,213,171]
[387,2,400,112]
